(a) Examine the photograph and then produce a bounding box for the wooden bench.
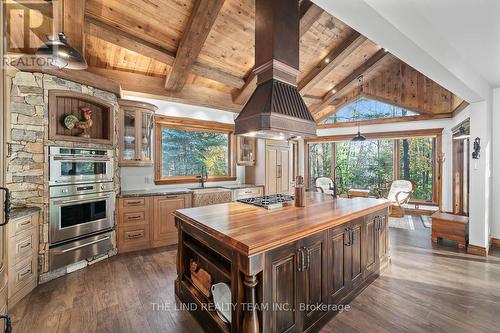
[431,211,469,248]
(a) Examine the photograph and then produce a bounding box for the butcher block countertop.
[174,192,390,256]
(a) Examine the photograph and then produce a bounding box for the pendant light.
[36,33,88,70]
[351,75,366,142]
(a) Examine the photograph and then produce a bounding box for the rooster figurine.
[75,107,93,138]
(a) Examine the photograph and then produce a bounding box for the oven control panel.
[50,181,115,198]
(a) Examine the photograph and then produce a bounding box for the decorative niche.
[48,90,114,145]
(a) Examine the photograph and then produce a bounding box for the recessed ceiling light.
[383,48,388,52]
[324,58,330,63]
[331,89,337,94]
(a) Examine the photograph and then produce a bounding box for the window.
[336,140,394,196]
[320,97,419,124]
[309,142,333,189]
[306,130,441,205]
[155,117,235,184]
[398,137,435,202]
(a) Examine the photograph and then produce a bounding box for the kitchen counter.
[174,192,391,333]
[174,193,389,256]
[10,206,41,220]
[118,184,263,198]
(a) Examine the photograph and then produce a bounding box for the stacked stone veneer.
[6,69,120,279]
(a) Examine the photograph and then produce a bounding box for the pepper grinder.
[294,176,306,207]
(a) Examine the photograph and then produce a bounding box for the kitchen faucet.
[196,164,208,188]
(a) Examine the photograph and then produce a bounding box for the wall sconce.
[472,137,481,159]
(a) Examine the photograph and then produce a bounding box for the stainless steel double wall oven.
[48,147,115,270]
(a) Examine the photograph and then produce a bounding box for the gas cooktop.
[237,194,294,209]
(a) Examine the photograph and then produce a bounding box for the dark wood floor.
[11,218,500,333]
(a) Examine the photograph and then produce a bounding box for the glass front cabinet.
[118,99,157,166]
[236,136,256,166]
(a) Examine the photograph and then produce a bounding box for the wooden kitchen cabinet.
[152,195,192,248]
[236,136,256,166]
[117,194,192,253]
[118,99,157,166]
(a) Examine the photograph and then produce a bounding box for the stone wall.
[6,69,120,277]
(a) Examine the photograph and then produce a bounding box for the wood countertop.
[174,192,390,256]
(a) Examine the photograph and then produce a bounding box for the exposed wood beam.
[62,0,85,54]
[85,16,175,65]
[233,2,324,105]
[298,33,367,94]
[299,0,324,38]
[88,67,241,113]
[85,15,245,89]
[14,0,53,17]
[452,100,469,117]
[311,49,388,115]
[165,0,225,91]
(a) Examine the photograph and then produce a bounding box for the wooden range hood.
[234,0,317,140]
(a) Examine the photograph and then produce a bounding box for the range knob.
[62,189,68,193]
[100,184,105,190]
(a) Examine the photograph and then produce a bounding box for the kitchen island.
[173,192,390,333]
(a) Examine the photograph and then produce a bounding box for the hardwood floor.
[10,218,500,333]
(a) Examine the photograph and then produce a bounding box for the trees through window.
[308,134,438,203]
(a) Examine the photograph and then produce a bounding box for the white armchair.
[314,177,334,195]
[386,180,414,217]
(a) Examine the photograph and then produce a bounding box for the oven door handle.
[59,236,111,254]
[52,156,111,162]
[54,195,113,205]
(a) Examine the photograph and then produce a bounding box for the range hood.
[234,0,317,140]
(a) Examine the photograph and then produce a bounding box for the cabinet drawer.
[9,215,35,238]
[118,225,150,253]
[9,257,36,298]
[9,232,36,265]
[234,187,263,200]
[122,211,147,225]
[121,197,146,209]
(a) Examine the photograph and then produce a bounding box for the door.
[452,137,470,215]
[300,232,327,330]
[120,108,138,163]
[278,147,292,195]
[264,242,301,333]
[0,1,9,316]
[377,215,389,264]
[348,219,363,289]
[328,225,349,304]
[266,146,278,195]
[152,195,189,247]
[363,214,377,278]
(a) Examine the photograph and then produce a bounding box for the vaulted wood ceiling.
[9,0,466,123]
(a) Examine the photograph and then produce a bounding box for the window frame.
[154,116,237,185]
[305,128,443,208]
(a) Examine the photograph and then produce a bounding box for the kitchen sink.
[190,187,233,207]
[189,187,229,193]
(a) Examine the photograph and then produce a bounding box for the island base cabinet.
[175,206,389,333]
[262,232,330,333]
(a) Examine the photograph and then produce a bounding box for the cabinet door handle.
[127,215,142,220]
[351,229,355,245]
[19,220,32,227]
[305,247,310,270]
[20,242,31,249]
[126,200,143,205]
[296,248,303,272]
[344,227,351,246]
[19,268,32,278]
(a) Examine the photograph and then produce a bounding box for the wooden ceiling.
[9,0,466,124]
